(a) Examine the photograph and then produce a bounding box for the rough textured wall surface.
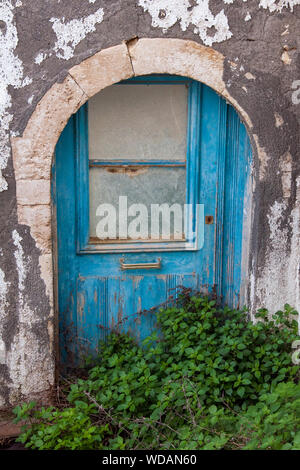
[0,0,299,408]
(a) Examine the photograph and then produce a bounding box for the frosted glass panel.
[89,167,186,240]
[88,84,188,160]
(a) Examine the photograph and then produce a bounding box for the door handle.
[120,258,161,270]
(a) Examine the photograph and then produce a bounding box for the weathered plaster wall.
[0,0,299,407]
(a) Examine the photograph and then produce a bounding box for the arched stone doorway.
[11,38,256,370]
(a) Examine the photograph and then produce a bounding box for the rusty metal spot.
[105,166,148,177]
[205,215,214,224]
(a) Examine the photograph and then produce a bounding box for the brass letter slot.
[120,258,161,270]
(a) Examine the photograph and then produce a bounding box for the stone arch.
[11,37,256,321]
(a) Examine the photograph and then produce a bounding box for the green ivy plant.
[239,381,300,450]
[13,296,299,450]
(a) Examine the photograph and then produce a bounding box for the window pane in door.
[88,84,188,160]
[89,166,186,241]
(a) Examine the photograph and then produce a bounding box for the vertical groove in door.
[214,98,228,300]
[166,273,178,305]
[98,277,109,345]
[222,108,240,306]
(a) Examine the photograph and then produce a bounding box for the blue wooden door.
[54,76,252,365]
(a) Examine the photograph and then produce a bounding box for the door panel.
[76,273,200,357]
[54,76,252,365]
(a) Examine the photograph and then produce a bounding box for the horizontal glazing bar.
[89,160,186,167]
[89,237,186,244]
